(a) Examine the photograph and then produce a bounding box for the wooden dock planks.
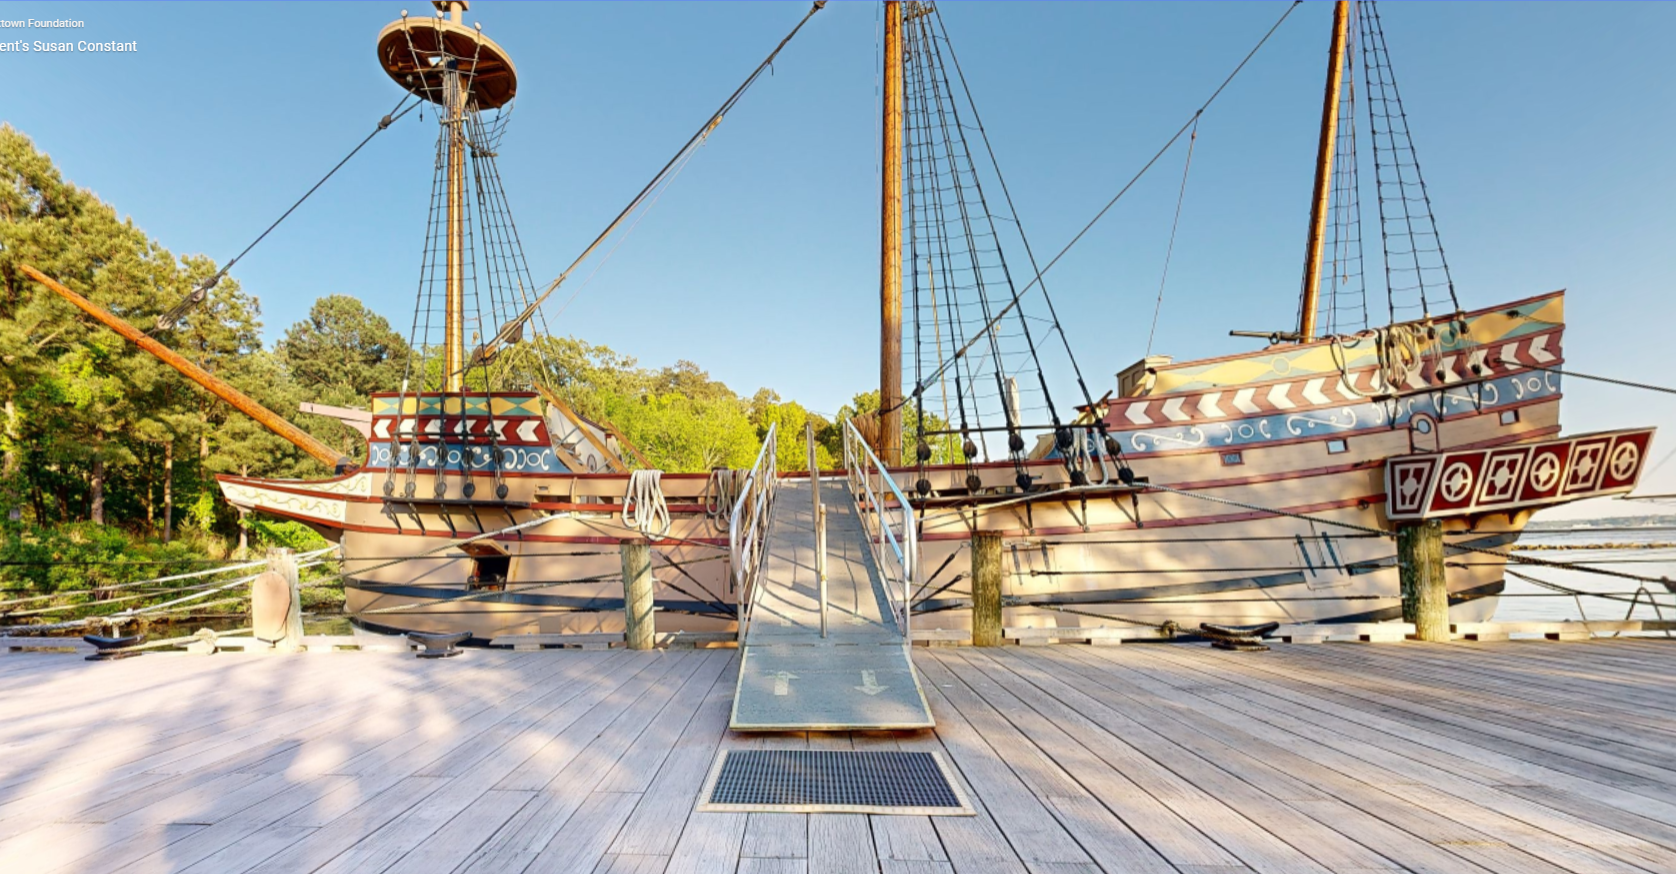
[0,640,1675,872]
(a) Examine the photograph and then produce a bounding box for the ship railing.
[730,422,779,643]
[842,419,917,639]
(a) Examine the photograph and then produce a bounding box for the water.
[1494,527,1676,624]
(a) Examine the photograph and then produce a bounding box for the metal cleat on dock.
[408,631,470,659]
[82,634,145,661]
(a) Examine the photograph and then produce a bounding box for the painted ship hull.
[893,289,1651,634]
[218,290,1652,640]
[219,393,744,640]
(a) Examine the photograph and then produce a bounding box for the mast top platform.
[377,1,517,111]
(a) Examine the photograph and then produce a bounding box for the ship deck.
[3,639,1676,873]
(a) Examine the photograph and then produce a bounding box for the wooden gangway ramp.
[730,479,934,731]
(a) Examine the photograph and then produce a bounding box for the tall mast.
[879,0,904,465]
[1297,0,1351,343]
[378,1,517,391]
[442,0,468,391]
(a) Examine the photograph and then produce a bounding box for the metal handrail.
[807,422,828,638]
[730,422,779,642]
[842,419,917,638]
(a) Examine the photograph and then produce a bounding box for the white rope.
[1328,322,1429,399]
[623,469,671,538]
[1377,323,1427,389]
[702,468,744,533]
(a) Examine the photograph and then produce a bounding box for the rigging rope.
[1145,118,1199,357]
[152,95,418,332]
[475,1,828,360]
[899,0,1304,412]
[1496,361,1676,398]
[1141,479,1676,587]
[1359,0,1460,322]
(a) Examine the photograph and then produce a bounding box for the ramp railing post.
[841,418,915,640]
[807,422,828,638]
[730,422,779,644]
[818,504,828,638]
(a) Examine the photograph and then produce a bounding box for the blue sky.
[7,1,1676,508]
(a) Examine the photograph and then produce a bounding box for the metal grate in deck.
[698,749,973,815]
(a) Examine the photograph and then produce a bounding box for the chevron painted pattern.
[1106,327,1562,430]
[1143,291,1564,397]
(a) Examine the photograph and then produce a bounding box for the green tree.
[1,123,188,527]
[278,294,411,460]
[836,390,965,465]
[746,390,834,472]
[1,124,336,541]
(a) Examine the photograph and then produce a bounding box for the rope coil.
[623,469,672,538]
[702,468,745,533]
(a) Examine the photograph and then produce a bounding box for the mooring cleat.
[83,634,145,661]
[408,631,470,659]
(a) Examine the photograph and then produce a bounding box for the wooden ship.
[859,0,1655,635]
[24,0,1656,642]
[29,0,815,641]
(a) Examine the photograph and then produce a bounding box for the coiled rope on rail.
[1326,322,1429,399]
[1375,323,1427,389]
[623,469,672,538]
[701,468,745,533]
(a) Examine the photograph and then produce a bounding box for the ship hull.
[218,290,1652,641]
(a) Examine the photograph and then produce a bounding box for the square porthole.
[1326,438,1348,455]
[1221,451,1243,466]
[1500,409,1520,426]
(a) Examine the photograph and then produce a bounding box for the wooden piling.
[971,531,1003,647]
[621,538,655,650]
[1398,519,1449,642]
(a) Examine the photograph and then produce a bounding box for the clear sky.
[7,1,1676,511]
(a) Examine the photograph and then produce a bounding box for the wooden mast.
[442,0,468,392]
[879,0,904,466]
[376,1,515,390]
[1297,0,1351,343]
